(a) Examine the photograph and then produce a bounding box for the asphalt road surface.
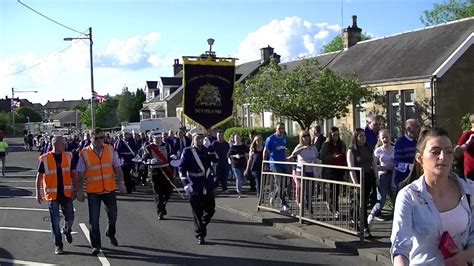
[0,137,377,265]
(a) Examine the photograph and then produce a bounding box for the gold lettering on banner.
[194,109,222,114]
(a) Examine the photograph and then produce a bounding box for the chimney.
[173,59,183,76]
[271,53,281,64]
[342,15,362,50]
[260,45,274,63]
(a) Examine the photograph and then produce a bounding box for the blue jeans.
[87,192,118,249]
[252,170,261,196]
[48,197,74,248]
[270,164,290,207]
[215,163,229,191]
[232,167,245,194]
[370,172,394,217]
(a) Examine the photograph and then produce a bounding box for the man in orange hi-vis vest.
[35,135,78,255]
[76,128,125,256]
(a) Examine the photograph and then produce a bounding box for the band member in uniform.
[115,132,138,194]
[143,132,174,220]
[179,132,218,245]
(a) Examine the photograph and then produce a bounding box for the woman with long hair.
[368,129,394,226]
[347,128,378,237]
[245,135,264,197]
[391,127,474,265]
[320,127,346,218]
[287,130,319,212]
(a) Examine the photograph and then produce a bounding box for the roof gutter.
[360,75,433,85]
[430,76,437,127]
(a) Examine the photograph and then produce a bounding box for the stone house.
[241,16,474,141]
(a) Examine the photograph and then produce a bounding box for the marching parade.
[2,0,474,265]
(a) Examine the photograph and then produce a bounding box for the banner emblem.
[182,57,236,129]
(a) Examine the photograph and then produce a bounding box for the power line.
[17,0,85,36]
[1,45,73,77]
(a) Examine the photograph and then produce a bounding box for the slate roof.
[146,81,158,89]
[161,77,182,86]
[51,110,77,121]
[44,99,89,110]
[284,17,474,84]
[236,60,262,83]
[0,98,35,112]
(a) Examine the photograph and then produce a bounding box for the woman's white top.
[439,197,470,238]
[374,145,394,176]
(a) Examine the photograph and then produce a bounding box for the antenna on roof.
[341,0,343,37]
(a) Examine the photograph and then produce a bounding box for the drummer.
[142,131,174,220]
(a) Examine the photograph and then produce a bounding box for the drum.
[170,159,180,168]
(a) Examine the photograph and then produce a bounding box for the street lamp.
[64,27,95,129]
[11,88,38,136]
[201,38,216,58]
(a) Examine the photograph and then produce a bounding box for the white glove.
[170,154,177,160]
[150,158,158,165]
[184,184,193,195]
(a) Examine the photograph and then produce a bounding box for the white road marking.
[0,206,77,211]
[0,258,56,265]
[0,226,78,234]
[0,186,36,189]
[0,196,36,199]
[79,223,111,266]
[0,207,48,212]
[0,180,35,183]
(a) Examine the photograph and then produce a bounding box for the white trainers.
[373,215,385,222]
[367,214,374,227]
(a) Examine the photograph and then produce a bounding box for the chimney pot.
[342,15,362,50]
[173,58,183,76]
[352,15,358,28]
[260,45,275,64]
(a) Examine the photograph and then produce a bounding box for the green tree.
[15,106,42,123]
[117,87,134,123]
[235,58,375,130]
[421,0,474,26]
[131,88,146,122]
[321,33,372,53]
[81,96,119,128]
[96,97,119,128]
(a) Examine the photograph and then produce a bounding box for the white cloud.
[234,16,341,63]
[96,32,162,69]
[0,32,176,104]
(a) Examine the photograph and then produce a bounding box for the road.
[0,137,377,265]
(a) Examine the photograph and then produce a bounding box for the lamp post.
[64,27,95,129]
[201,38,216,58]
[11,88,38,136]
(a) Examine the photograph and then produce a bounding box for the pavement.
[214,187,392,265]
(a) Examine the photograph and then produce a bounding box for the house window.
[387,89,415,138]
[263,110,273,128]
[243,105,252,127]
[404,90,416,120]
[156,110,166,118]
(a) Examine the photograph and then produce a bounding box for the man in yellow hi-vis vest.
[76,128,125,256]
[35,135,78,255]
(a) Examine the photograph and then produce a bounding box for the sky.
[0,0,441,105]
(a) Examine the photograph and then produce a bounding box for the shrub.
[223,127,274,144]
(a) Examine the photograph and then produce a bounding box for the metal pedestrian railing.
[257,160,366,241]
